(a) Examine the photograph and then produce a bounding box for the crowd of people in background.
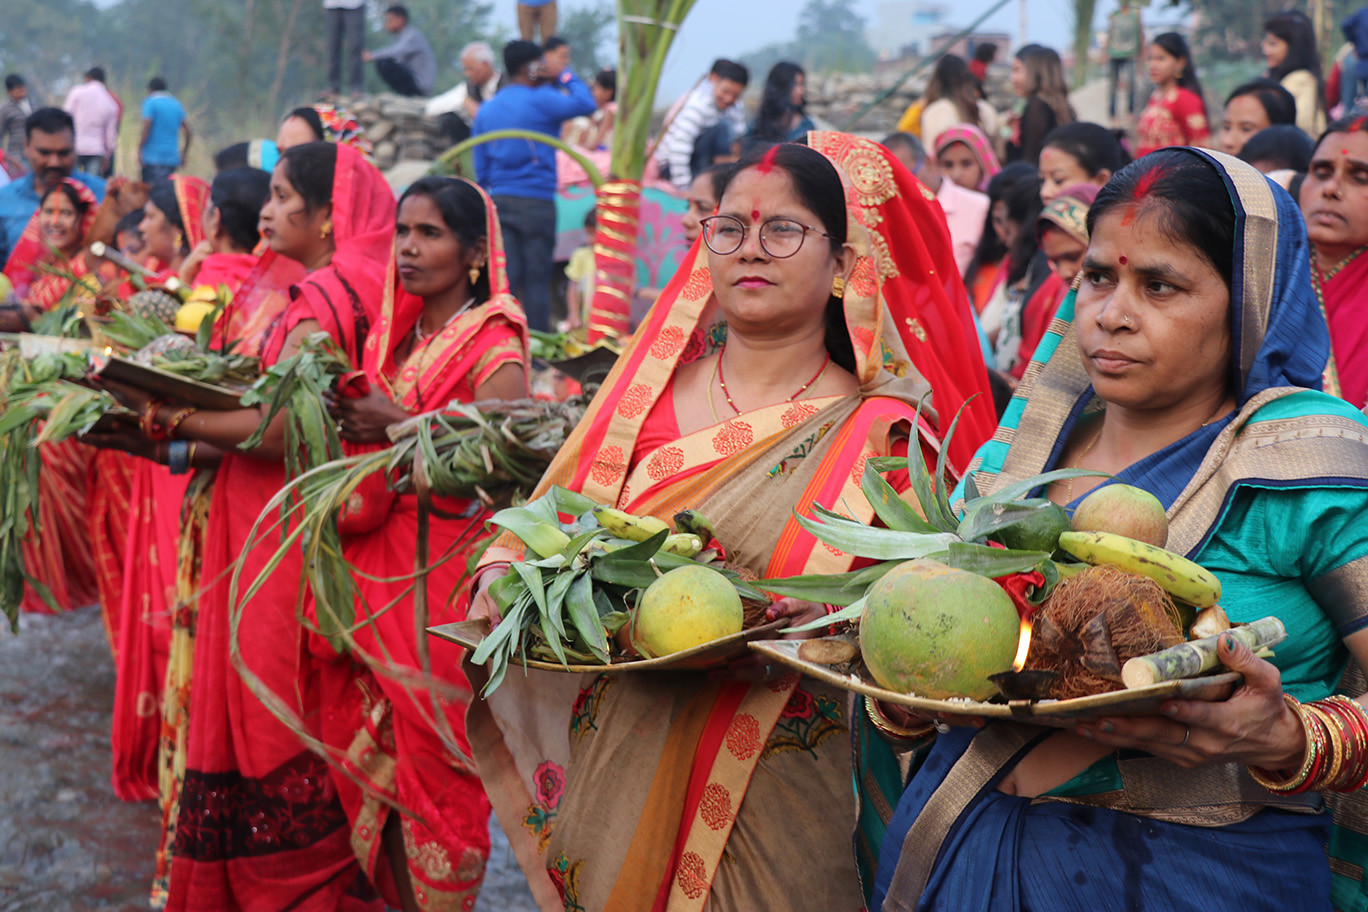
[5,4,1368,911]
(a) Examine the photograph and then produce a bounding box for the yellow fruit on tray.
[859,558,1019,700]
[634,565,743,657]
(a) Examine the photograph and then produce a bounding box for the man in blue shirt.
[473,40,594,331]
[0,107,104,265]
[138,77,191,184]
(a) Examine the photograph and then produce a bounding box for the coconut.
[1025,564,1185,699]
[634,565,743,656]
[1070,483,1169,547]
[859,559,1019,700]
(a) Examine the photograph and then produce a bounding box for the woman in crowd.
[1135,32,1210,156]
[746,62,815,146]
[1238,124,1315,175]
[981,171,1048,361]
[103,169,272,807]
[137,177,210,284]
[869,148,1368,912]
[1037,122,1126,205]
[465,136,995,911]
[97,141,395,910]
[1,179,102,617]
[935,124,1002,192]
[315,176,528,910]
[1217,78,1299,157]
[918,55,1000,152]
[1010,183,1096,378]
[1007,44,1075,166]
[963,162,1034,316]
[1264,11,1326,135]
[277,103,373,155]
[680,164,727,246]
[1301,114,1368,409]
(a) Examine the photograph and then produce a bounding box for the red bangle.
[140,400,169,440]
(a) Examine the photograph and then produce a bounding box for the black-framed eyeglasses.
[699,215,833,258]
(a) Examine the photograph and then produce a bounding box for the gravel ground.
[0,608,537,912]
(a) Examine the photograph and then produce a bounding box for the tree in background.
[740,0,875,79]
[1071,0,1098,89]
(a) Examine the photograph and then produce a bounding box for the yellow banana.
[661,533,704,558]
[1056,530,1222,607]
[593,506,671,542]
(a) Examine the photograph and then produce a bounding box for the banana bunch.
[1056,530,1222,608]
[472,489,762,693]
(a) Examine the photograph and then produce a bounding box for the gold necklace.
[1060,417,1104,503]
[707,354,722,424]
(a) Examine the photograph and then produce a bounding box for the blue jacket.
[0,170,106,264]
[1346,9,1368,80]
[472,72,595,201]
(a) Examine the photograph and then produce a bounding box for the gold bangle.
[187,440,197,469]
[863,696,936,745]
[1305,704,1344,791]
[1248,694,1321,793]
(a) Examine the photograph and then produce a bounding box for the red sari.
[1318,247,1368,407]
[165,144,394,912]
[317,186,528,909]
[1136,86,1211,157]
[107,175,210,801]
[6,178,103,615]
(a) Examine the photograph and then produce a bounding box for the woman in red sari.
[2,179,102,614]
[100,169,273,804]
[314,176,528,910]
[464,134,995,912]
[1136,33,1211,156]
[99,141,394,911]
[1301,114,1368,406]
[89,174,211,647]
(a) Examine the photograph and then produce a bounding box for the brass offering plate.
[749,638,1242,728]
[430,618,790,673]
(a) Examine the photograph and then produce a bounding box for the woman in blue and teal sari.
[866,148,1368,912]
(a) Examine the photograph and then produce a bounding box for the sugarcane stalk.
[584,0,698,342]
[1121,616,1287,688]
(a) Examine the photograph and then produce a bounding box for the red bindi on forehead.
[1119,255,1128,265]
[751,208,761,221]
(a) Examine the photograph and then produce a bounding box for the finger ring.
[763,665,773,678]
[1180,725,1191,746]
[934,720,952,734]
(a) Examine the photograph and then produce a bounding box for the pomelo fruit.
[634,565,743,656]
[995,501,1072,553]
[1070,483,1169,547]
[859,559,1019,700]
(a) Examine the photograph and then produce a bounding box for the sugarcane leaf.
[559,526,606,561]
[543,569,575,640]
[860,460,939,533]
[520,491,562,525]
[565,571,610,661]
[589,558,662,589]
[790,595,868,632]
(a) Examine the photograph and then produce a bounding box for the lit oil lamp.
[988,616,1059,700]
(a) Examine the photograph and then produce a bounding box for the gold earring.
[469,264,481,284]
[831,276,846,297]
[175,233,185,250]
[319,220,333,240]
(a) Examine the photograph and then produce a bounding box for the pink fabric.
[935,178,989,277]
[63,81,120,157]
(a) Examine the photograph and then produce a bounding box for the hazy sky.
[487,0,1174,100]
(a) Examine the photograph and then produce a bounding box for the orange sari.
[465,132,994,912]
[317,182,529,910]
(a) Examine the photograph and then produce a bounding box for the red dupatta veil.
[3,177,99,305]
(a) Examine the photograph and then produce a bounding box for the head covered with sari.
[263,141,395,364]
[972,148,1358,555]
[1035,181,1098,245]
[364,175,529,410]
[2,177,100,302]
[518,132,994,522]
[935,124,1003,191]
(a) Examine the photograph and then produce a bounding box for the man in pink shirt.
[63,67,120,177]
[882,131,988,278]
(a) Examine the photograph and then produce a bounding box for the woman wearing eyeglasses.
[465,137,995,911]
